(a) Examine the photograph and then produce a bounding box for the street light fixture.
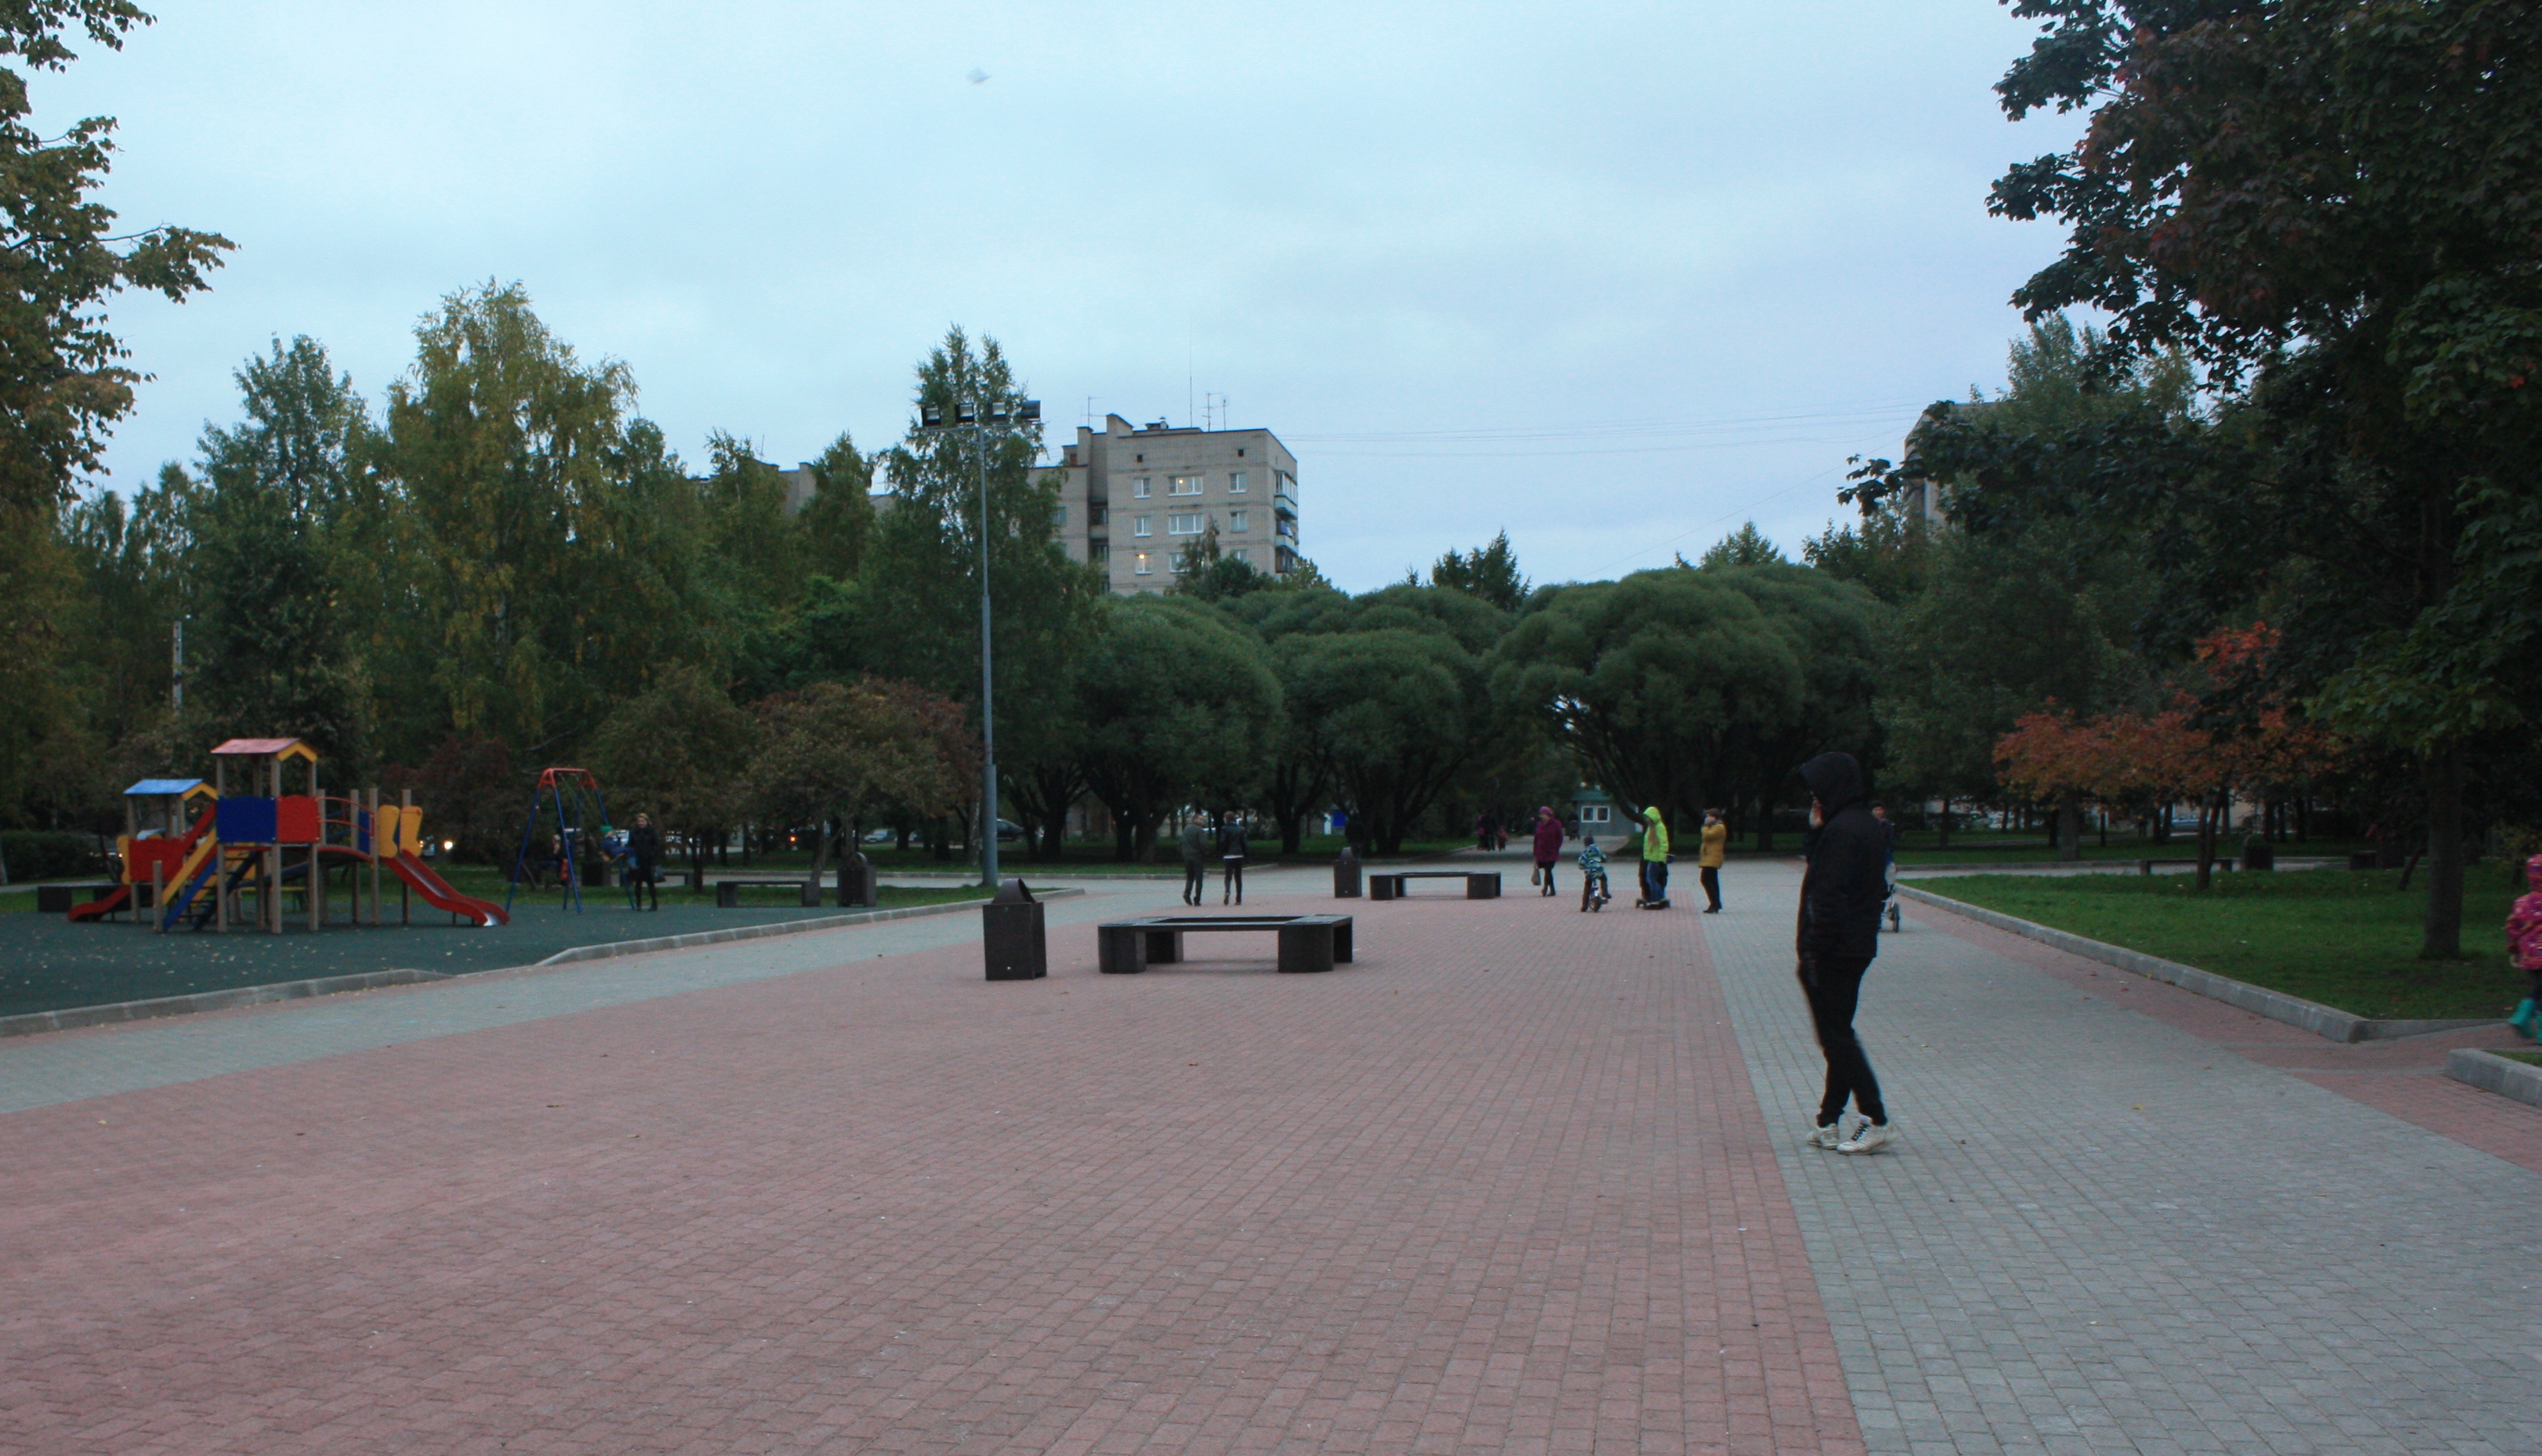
[918,391,1040,888]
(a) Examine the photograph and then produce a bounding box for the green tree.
[1697,521,1786,570]
[184,337,374,768]
[854,328,1104,852]
[1857,1,2542,955]
[1431,530,1529,611]
[1493,566,1883,846]
[798,431,875,579]
[0,1,230,519]
[1076,595,1280,861]
[587,662,755,888]
[751,676,966,882]
[381,281,638,756]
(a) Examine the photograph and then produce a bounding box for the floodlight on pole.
[916,391,1040,889]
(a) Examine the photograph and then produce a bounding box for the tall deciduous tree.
[587,662,756,888]
[383,281,637,754]
[0,1,229,519]
[1076,595,1280,861]
[751,677,966,881]
[1856,1,2542,957]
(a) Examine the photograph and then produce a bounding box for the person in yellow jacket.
[1698,808,1728,914]
[1635,805,1672,909]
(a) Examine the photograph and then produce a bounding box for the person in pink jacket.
[2507,853,2542,1039]
[1532,805,1565,897]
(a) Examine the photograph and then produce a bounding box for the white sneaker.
[1837,1121,1897,1156]
[1805,1118,1853,1150]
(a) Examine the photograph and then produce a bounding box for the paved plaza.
[1,858,2536,1454]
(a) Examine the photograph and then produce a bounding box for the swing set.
[505,767,618,913]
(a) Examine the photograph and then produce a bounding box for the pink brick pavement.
[1904,897,2542,1175]
[0,886,1862,1455]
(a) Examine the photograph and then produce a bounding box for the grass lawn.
[1914,867,2521,1022]
[1891,837,2369,867]
[2497,1051,2542,1067]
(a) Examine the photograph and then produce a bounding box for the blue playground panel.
[217,796,278,845]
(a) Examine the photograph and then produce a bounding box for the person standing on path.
[1698,808,1728,914]
[1635,805,1672,909]
[1178,818,1208,906]
[1219,816,1251,906]
[629,814,662,912]
[1795,751,1896,1154]
[1531,805,1564,896]
[2507,853,2542,1038]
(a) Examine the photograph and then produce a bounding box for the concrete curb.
[0,967,460,1040]
[0,889,1085,1040]
[1895,885,2496,1045]
[2443,1047,2542,1107]
[530,889,1082,966]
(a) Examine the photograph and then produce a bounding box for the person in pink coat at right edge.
[1532,805,1566,897]
[2507,853,2542,1039]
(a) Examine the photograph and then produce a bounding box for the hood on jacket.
[2527,852,2542,892]
[1798,752,1866,814]
[1643,806,1663,823]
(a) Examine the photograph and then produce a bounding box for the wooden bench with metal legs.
[1097,914,1355,975]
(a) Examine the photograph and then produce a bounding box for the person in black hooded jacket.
[1795,751,1895,1154]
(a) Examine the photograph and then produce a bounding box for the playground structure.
[506,767,615,913]
[66,737,507,931]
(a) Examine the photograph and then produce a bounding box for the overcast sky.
[63,1,2081,591]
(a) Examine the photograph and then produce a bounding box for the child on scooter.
[1578,834,1612,912]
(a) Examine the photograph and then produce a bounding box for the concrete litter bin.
[1333,845,1361,899]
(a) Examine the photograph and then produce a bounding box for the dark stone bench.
[716,878,823,908]
[1368,871,1500,901]
[2136,859,2238,876]
[37,882,115,914]
[1098,914,1354,975]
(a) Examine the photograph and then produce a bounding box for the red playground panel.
[276,795,321,845]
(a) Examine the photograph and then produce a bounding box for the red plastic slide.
[388,856,510,926]
[66,884,132,923]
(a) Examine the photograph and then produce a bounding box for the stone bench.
[716,878,823,908]
[1098,914,1354,975]
[1367,871,1500,901]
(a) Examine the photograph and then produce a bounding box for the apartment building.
[1047,414,1299,593]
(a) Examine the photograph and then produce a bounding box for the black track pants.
[1183,861,1205,905]
[1700,866,1721,911]
[1799,953,1885,1125]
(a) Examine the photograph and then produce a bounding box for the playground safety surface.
[0,897,890,1019]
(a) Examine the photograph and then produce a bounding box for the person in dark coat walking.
[1178,818,1209,906]
[1219,816,1252,905]
[1795,752,1896,1154]
[628,814,662,911]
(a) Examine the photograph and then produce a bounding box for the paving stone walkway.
[1705,860,2542,1456]
[1,855,2535,1455]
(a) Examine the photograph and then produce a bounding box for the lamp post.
[919,393,1040,888]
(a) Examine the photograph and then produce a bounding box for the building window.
[1132,477,1151,498]
[1236,448,1245,457]
[1230,547,1250,564]
[1229,510,1249,533]
[1091,542,1109,564]
[1228,471,1248,494]
[1089,504,1107,526]
[1134,515,1153,537]
[1053,504,1068,528]
[1169,475,1201,496]
[1134,552,1151,575]
[1167,513,1203,535]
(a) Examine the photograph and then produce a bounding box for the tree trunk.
[1936,798,1952,849]
[2194,790,2221,890]
[1754,794,1775,853]
[2056,791,2083,863]
[1113,814,1136,861]
[2421,742,2465,960]
[808,818,834,888]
